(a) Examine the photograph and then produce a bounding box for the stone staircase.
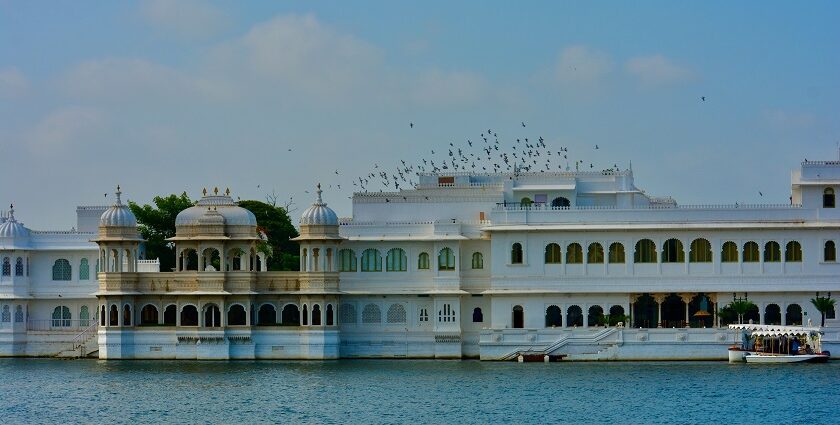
[500,327,621,361]
[56,323,99,358]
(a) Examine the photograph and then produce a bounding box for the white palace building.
[2,159,840,360]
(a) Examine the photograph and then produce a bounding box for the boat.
[728,324,830,363]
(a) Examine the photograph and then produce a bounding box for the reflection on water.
[1,359,838,423]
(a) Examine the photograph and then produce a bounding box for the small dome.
[198,207,226,226]
[300,184,338,226]
[100,186,137,228]
[0,205,30,239]
[175,187,257,227]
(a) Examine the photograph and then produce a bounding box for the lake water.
[1,359,838,424]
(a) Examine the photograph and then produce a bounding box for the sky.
[1,1,839,229]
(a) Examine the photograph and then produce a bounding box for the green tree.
[128,192,194,272]
[726,300,757,324]
[810,296,836,327]
[238,200,300,271]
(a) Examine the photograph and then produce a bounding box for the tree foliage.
[810,296,836,327]
[238,200,300,271]
[726,300,757,324]
[128,192,193,272]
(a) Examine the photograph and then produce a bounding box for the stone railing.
[98,271,333,294]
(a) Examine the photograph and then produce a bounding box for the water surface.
[1,359,837,424]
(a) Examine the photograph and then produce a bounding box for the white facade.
[3,159,840,360]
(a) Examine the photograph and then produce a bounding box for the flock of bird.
[349,122,621,194]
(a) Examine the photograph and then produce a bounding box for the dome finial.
[203,187,207,197]
[115,185,122,205]
[214,187,219,195]
[8,204,14,221]
[316,183,323,204]
[225,187,230,196]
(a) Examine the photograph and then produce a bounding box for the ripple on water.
[1,359,839,424]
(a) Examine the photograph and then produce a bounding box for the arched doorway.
[181,305,198,326]
[609,305,625,326]
[660,294,686,328]
[688,294,714,328]
[512,305,524,328]
[786,304,802,325]
[633,294,657,328]
[204,304,221,327]
[545,305,562,327]
[588,305,604,327]
[258,304,277,325]
[567,305,583,327]
[744,304,760,324]
[765,304,781,325]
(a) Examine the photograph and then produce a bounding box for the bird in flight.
[759,191,763,197]
[595,144,599,150]
[410,122,414,128]
[521,121,526,127]
[701,96,706,102]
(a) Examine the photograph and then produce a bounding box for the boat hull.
[744,353,830,364]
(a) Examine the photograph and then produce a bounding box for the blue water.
[1,359,838,424]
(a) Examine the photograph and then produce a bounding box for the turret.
[94,186,142,272]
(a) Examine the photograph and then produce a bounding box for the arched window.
[417,252,430,270]
[79,306,90,326]
[566,243,583,264]
[303,304,309,325]
[824,188,835,208]
[1,305,10,322]
[520,197,533,208]
[15,305,23,322]
[52,259,71,281]
[721,241,738,262]
[587,243,604,264]
[1,258,9,276]
[340,303,357,324]
[338,249,357,272]
[661,239,684,263]
[419,308,429,322]
[544,243,562,264]
[609,305,625,319]
[764,304,781,325]
[551,197,571,209]
[785,241,802,262]
[282,304,300,325]
[438,303,455,323]
[181,305,198,326]
[545,305,562,327]
[123,305,132,326]
[109,305,119,326]
[438,248,455,271]
[689,239,712,263]
[52,306,71,327]
[386,248,407,271]
[386,304,406,323]
[312,304,322,326]
[634,239,657,263]
[471,252,484,269]
[14,258,23,276]
[361,249,382,272]
[203,304,220,327]
[743,242,760,262]
[79,258,90,280]
[608,243,625,263]
[258,304,277,325]
[472,307,483,323]
[512,305,524,328]
[511,243,524,264]
[362,304,382,324]
[825,241,836,262]
[764,241,781,262]
[566,305,583,327]
[228,304,246,326]
[326,304,334,326]
[100,305,106,326]
[163,305,176,325]
[135,305,155,325]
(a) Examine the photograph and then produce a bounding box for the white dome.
[0,205,29,239]
[300,184,338,226]
[99,186,137,228]
[175,189,257,227]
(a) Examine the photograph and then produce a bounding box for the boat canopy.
[728,324,822,336]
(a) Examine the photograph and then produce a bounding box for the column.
[582,303,589,328]
[680,293,693,327]
[781,304,787,326]
[653,294,667,328]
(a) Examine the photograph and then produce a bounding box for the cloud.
[0,67,29,97]
[139,0,230,40]
[25,106,105,154]
[625,55,695,84]
[553,45,613,84]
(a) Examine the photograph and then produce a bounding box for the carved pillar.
[652,293,667,328]
[679,293,694,327]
